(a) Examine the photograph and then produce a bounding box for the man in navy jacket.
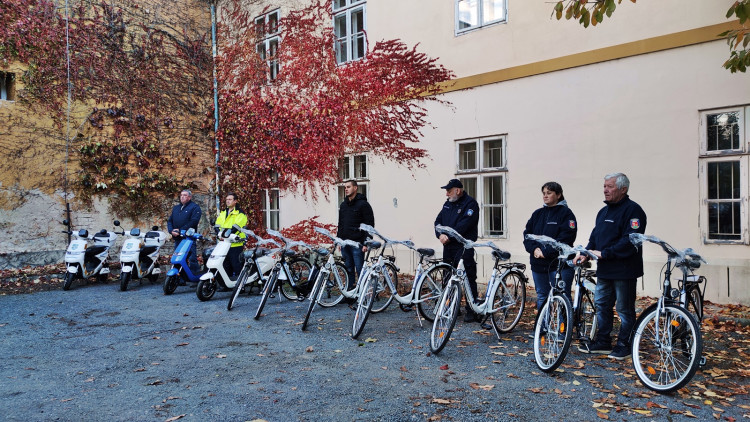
[168,189,203,274]
[434,179,481,323]
[576,173,647,360]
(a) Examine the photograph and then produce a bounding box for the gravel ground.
[1,281,748,421]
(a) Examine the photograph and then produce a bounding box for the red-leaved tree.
[216,0,454,228]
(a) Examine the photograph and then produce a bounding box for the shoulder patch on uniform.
[569,220,576,229]
[466,209,474,216]
[630,218,640,229]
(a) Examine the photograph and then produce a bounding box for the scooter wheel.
[63,272,75,291]
[163,275,178,295]
[120,272,131,291]
[196,279,217,302]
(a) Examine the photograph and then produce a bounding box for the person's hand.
[362,245,368,253]
[171,229,180,238]
[573,253,587,265]
[533,247,544,259]
[439,234,449,245]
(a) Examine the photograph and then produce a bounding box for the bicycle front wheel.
[227,264,251,311]
[632,303,702,393]
[490,271,527,333]
[416,263,451,322]
[302,272,324,331]
[352,273,377,339]
[430,281,461,355]
[533,293,573,373]
[254,271,278,320]
[371,262,396,313]
[318,261,347,308]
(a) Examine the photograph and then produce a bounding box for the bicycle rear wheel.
[318,261,347,308]
[533,293,573,373]
[490,271,526,333]
[352,273,377,339]
[430,281,461,355]
[577,289,597,342]
[685,285,703,324]
[254,270,278,320]
[280,257,312,301]
[371,262,396,313]
[632,303,702,393]
[416,263,451,322]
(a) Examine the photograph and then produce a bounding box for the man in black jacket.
[434,179,481,323]
[338,180,375,290]
[575,173,647,360]
[167,189,203,274]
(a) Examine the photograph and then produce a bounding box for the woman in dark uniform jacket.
[522,182,578,311]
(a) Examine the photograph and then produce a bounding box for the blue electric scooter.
[163,228,205,295]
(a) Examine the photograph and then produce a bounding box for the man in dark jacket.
[338,180,375,289]
[575,173,647,360]
[434,179,481,323]
[167,189,203,274]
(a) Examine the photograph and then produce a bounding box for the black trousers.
[443,247,477,312]
[224,246,244,279]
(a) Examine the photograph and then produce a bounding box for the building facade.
[233,0,750,304]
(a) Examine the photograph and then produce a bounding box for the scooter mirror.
[151,226,159,231]
[114,220,121,226]
[62,219,69,225]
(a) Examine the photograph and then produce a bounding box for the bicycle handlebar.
[232,225,281,247]
[435,225,509,257]
[524,234,597,261]
[314,227,361,249]
[359,224,414,248]
[629,233,706,266]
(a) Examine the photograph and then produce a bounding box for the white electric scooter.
[113,220,167,291]
[61,219,118,291]
[196,226,242,301]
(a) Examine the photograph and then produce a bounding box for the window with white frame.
[699,107,749,243]
[262,188,280,231]
[456,0,507,34]
[337,153,369,203]
[333,0,366,65]
[255,9,281,81]
[455,135,507,237]
[0,71,15,101]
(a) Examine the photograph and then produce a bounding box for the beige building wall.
[272,0,750,304]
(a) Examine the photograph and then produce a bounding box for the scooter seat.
[85,245,107,256]
[140,245,158,255]
[365,240,382,249]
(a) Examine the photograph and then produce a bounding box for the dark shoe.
[480,321,493,330]
[578,340,612,354]
[608,345,631,361]
[344,297,356,305]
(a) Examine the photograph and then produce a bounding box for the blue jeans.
[532,266,573,311]
[341,244,364,289]
[594,278,637,348]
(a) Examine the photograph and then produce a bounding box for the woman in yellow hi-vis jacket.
[214,192,248,281]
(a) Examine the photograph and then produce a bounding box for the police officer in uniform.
[434,179,481,323]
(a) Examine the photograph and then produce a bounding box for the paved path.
[1,282,747,421]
